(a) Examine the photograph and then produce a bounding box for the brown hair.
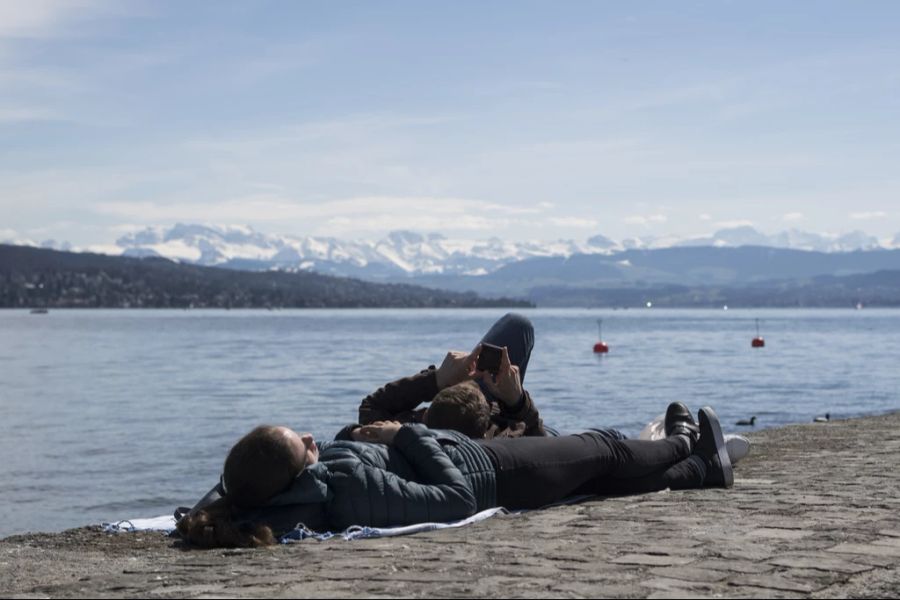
[177,425,305,548]
[424,381,491,439]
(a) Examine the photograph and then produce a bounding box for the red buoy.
[593,319,609,353]
[751,318,765,348]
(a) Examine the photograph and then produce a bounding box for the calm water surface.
[1,308,898,537]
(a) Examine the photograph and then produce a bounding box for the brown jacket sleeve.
[485,389,546,438]
[358,367,439,425]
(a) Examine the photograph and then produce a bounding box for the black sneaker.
[693,407,733,488]
[664,402,700,450]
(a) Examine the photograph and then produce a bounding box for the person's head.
[222,425,317,508]
[424,381,491,439]
[177,425,317,548]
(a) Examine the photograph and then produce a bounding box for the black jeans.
[478,433,704,510]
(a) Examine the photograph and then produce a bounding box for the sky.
[2,0,900,248]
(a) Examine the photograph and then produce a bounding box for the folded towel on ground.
[101,507,508,541]
[103,515,177,533]
[279,507,509,542]
[101,495,598,541]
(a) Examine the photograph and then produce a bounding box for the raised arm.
[358,348,479,425]
[358,368,439,424]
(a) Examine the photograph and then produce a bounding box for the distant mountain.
[528,269,900,308]
[408,246,900,299]
[675,226,883,252]
[102,223,900,279]
[111,223,612,277]
[6,224,900,304]
[0,245,531,309]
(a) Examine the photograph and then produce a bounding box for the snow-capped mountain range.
[109,224,619,276]
[8,223,900,279]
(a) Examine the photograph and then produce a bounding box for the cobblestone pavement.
[2,412,899,598]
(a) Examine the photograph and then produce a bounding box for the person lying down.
[177,399,733,548]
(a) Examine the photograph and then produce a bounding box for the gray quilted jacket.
[188,424,497,534]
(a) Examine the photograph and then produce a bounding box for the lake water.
[1,308,898,537]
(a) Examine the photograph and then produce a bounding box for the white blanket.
[101,507,509,542]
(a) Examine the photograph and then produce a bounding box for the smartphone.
[476,343,503,374]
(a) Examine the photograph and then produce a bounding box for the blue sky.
[2,1,899,247]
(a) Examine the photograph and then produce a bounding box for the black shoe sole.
[699,406,734,488]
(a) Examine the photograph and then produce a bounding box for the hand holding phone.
[475,343,503,374]
[478,345,523,407]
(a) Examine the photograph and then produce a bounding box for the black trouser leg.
[479,432,691,510]
[582,455,707,497]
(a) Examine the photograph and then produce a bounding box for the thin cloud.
[782,212,805,222]
[480,203,546,215]
[0,0,85,38]
[0,0,130,39]
[714,219,755,229]
[323,214,500,235]
[624,214,668,226]
[850,211,888,220]
[91,195,526,235]
[550,217,598,228]
[0,106,65,123]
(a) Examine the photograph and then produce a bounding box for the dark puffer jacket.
[186,424,497,535]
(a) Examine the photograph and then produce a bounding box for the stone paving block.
[877,529,900,538]
[555,582,639,597]
[711,547,777,562]
[646,592,714,599]
[782,566,854,585]
[827,543,900,558]
[800,510,879,523]
[621,542,705,556]
[726,585,808,599]
[609,554,695,567]
[778,494,841,506]
[747,527,815,540]
[842,553,900,568]
[640,576,719,595]
[701,558,776,574]
[767,554,874,574]
[746,516,815,530]
[649,565,729,583]
[733,478,776,486]
[872,536,900,548]
[728,573,821,593]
